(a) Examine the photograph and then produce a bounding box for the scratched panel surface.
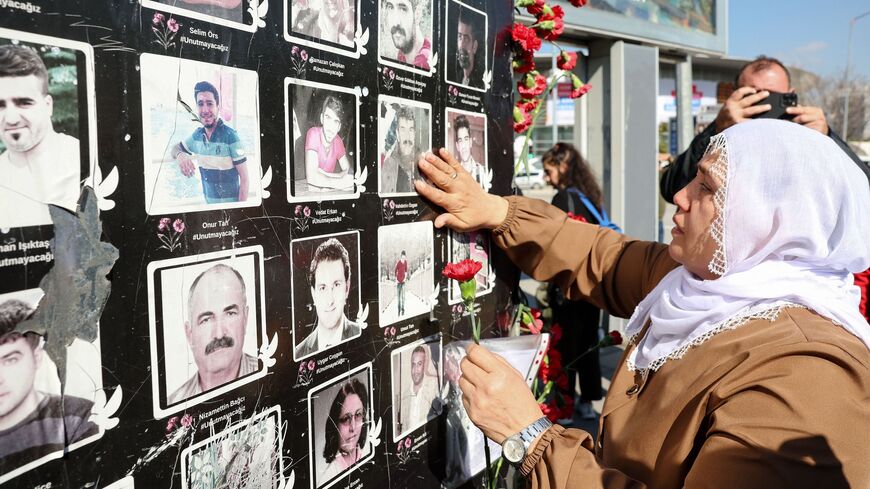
[0,0,515,487]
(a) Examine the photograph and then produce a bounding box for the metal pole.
[551,50,558,146]
[844,19,854,139]
[843,10,870,140]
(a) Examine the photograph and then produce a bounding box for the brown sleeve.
[685,340,870,489]
[521,425,648,489]
[492,196,678,318]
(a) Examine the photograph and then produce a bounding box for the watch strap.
[520,416,553,446]
[519,423,564,476]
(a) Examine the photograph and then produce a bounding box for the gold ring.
[450,172,458,179]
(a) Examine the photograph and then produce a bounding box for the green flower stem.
[514,72,570,177]
[462,292,491,487]
[488,456,504,489]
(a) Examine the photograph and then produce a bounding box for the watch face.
[502,437,525,463]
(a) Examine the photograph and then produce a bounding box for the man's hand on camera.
[786,105,829,135]
[714,87,772,133]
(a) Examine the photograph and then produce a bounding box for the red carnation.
[513,106,533,133]
[570,83,592,99]
[569,0,587,6]
[606,330,623,346]
[548,348,563,371]
[570,73,591,99]
[517,73,547,98]
[555,372,569,390]
[526,0,545,15]
[540,401,557,421]
[442,259,483,282]
[557,51,577,71]
[516,97,540,113]
[535,16,564,41]
[512,50,536,73]
[511,23,542,52]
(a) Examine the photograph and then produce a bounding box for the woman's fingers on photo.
[465,343,498,373]
[459,355,488,386]
[433,213,466,231]
[418,158,451,189]
[414,178,449,206]
[422,151,457,182]
[437,147,463,171]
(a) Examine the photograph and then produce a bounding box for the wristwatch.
[501,416,553,466]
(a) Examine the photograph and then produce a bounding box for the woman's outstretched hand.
[415,148,510,231]
[459,343,544,444]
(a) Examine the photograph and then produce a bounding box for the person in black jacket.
[660,56,870,204]
[541,143,605,420]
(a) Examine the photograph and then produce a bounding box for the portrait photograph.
[140,54,263,215]
[285,79,360,203]
[290,231,362,362]
[445,109,488,189]
[182,406,287,489]
[378,221,435,326]
[441,335,548,489]
[147,246,267,419]
[0,288,105,484]
[378,0,434,75]
[447,229,492,304]
[285,0,360,55]
[378,95,431,196]
[445,0,487,91]
[142,0,257,32]
[0,29,96,230]
[307,363,374,489]
[390,335,442,440]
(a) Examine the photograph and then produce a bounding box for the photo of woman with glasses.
[308,365,373,489]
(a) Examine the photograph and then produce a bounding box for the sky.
[729,0,870,79]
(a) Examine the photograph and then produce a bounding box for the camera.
[752,91,798,120]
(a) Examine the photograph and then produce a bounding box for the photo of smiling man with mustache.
[168,263,259,404]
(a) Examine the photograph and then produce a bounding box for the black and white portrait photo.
[378,96,431,196]
[0,288,104,483]
[391,335,441,440]
[446,109,487,188]
[448,230,492,303]
[378,0,433,74]
[0,29,96,230]
[378,221,434,326]
[308,364,374,489]
[285,79,359,202]
[445,0,487,90]
[147,246,267,418]
[182,406,286,489]
[140,54,263,215]
[291,232,362,361]
[286,0,359,54]
[142,0,256,32]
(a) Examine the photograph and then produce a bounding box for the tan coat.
[492,196,870,489]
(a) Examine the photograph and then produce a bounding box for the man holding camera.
[660,56,870,203]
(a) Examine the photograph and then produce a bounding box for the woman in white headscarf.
[415,119,870,488]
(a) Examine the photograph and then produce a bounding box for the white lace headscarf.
[625,119,870,373]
